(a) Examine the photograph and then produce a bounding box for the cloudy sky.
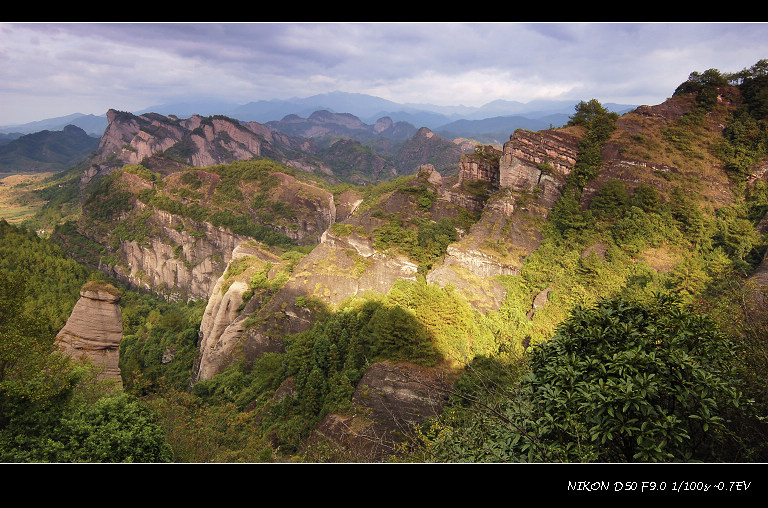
[1,22,767,126]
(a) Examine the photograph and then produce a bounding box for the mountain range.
[0,91,638,143]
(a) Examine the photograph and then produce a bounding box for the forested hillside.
[2,61,768,463]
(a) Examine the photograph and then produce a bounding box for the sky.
[1,22,768,126]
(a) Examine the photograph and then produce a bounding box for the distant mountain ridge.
[0,113,107,137]
[0,125,100,173]
[0,91,638,140]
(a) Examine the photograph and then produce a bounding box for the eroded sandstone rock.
[56,282,123,385]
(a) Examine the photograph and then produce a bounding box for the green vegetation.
[82,160,300,250]
[373,216,458,274]
[566,99,619,190]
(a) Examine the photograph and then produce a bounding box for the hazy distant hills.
[0,91,638,142]
[0,113,109,138]
[0,125,100,173]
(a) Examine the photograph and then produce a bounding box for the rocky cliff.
[422,129,582,310]
[101,205,251,301]
[499,128,581,207]
[55,282,124,385]
[191,166,492,382]
[82,109,328,188]
[193,242,287,382]
[191,225,421,383]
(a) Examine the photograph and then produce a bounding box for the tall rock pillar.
[56,282,124,386]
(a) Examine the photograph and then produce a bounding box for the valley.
[0,173,52,223]
[2,61,768,463]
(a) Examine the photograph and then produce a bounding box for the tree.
[0,266,173,463]
[589,179,629,219]
[565,99,618,190]
[53,393,174,462]
[567,99,618,128]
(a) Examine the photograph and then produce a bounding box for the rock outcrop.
[193,242,284,383]
[55,282,123,385]
[192,226,421,383]
[456,130,580,210]
[458,145,502,188]
[498,128,581,207]
[424,130,582,309]
[306,361,455,461]
[89,167,337,301]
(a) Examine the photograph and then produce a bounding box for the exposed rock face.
[453,129,580,214]
[498,129,580,207]
[100,205,250,301]
[55,283,123,385]
[89,166,337,301]
[458,145,502,188]
[427,185,549,311]
[417,163,443,188]
[193,242,282,383]
[192,225,420,383]
[307,361,455,462]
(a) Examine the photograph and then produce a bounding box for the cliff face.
[55,283,123,385]
[307,361,455,461]
[193,242,285,383]
[101,205,250,301]
[458,145,502,188]
[425,130,582,310]
[83,163,337,301]
[499,128,581,208]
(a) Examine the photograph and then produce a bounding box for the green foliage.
[547,189,592,239]
[611,206,660,254]
[119,295,206,394]
[426,297,749,462]
[366,304,436,363]
[0,266,173,462]
[719,110,768,178]
[86,161,299,250]
[82,171,134,222]
[628,183,661,212]
[589,179,628,218]
[373,216,457,274]
[0,220,91,336]
[566,99,618,190]
[45,393,173,462]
